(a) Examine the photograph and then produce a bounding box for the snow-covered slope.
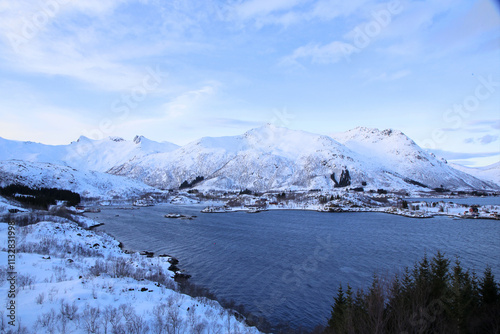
[0,160,156,199]
[0,135,179,173]
[332,127,497,191]
[0,220,261,333]
[109,125,497,191]
[450,162,500,187]
[1,125,496,193]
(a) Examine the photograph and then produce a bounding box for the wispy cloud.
[464,135,500,145]
[364,69,411,84]
[204,118,263,128]
[161,84,219,119]
[281,41,355,66]
[429,149,500,160]
[233,0,306,20]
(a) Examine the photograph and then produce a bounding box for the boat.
[165,213,196,220]
[201,206,232,213]
[247,208,261,213]
[133,199,155,207]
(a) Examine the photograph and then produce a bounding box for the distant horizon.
[0,0,498,167]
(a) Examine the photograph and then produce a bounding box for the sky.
[0,0,499,167]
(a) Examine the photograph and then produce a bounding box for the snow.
[110,125,497,192]
[451,162,500,187]
[0,135,179,173]
[0,196,27,215]
[0,160,157,200]
[0,220,261,333]
[0,125,497,197]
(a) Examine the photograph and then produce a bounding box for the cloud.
[466,119,500,130]
[205,118,263,128]
[463,135,499,145]
[281,41,355,66]
[228,0,373,28]
[364,69,411,84]
[280,0,407,66]
[0,0,214,93]
[233,0,306,20]
[161,84,219,119]
[479,135,499,145]
[429,149,500,160]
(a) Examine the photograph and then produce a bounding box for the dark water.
[92,205,500,330]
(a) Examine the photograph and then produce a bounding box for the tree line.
[325,252,499,333]
[0,184,81,209]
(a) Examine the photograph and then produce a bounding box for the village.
[67,188,500,221]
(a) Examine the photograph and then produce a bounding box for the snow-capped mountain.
[109,125,497,191]
[0,125,497,194]
[332,127,496,190]
[0,135,179,173]
[450,162,500,187]
[0,160,156,199]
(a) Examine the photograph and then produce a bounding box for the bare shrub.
[125,312,149,334]
[17,273,36,290]
[151,304,168,334]
[80,305,101,334]
[166,307,185,334]
[35,292,45,305]
[60,300,78,321]
[36,309,58,334]
[105,305,125,334]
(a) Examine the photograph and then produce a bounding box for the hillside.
[0,125,497,194]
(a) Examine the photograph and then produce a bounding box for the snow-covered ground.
[0,196,27,215]
[0,219,261,334]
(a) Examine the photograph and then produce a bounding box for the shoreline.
[84,197,499,331]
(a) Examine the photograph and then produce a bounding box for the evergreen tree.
[430,251,450,300]
[480,266,499,306]
[327,285,347,333]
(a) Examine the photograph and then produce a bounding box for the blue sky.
[0,0,499,167]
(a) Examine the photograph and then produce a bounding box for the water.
[92,205,500,330]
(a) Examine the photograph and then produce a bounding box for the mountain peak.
[348,126,404,137]
[133,135,144,144]
[75,135,92,143]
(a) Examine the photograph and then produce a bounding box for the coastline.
[0,214,264,334]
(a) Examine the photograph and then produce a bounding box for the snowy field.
[0,218,261,334]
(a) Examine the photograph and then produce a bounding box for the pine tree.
[430,251,450,300]
[327,285,347,333]
[480,266,499,306]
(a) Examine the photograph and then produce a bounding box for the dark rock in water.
[140,251,155,258]
[168,257,179,265]
[168,264,180,272]
[174,272,192,280]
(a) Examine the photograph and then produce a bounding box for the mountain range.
[0,125,498,197]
